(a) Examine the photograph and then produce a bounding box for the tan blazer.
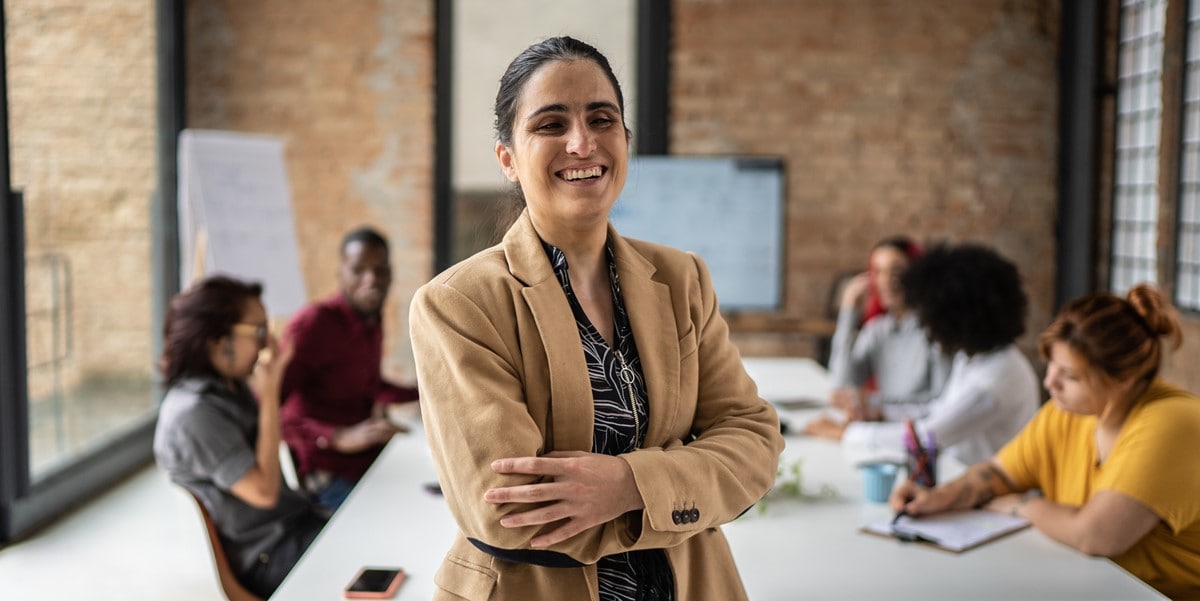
[410,211,783,600]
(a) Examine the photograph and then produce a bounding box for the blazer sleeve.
[620,253,785,550]
[410,280,632,565]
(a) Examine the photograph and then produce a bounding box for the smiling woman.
[410,36,784,601]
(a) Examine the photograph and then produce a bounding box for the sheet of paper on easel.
[178,129,307,318]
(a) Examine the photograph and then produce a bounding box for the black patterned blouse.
[543,241,674,601]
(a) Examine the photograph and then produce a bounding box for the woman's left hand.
[983,493,1026,517]
[803,415,847,440]
[485,450,645,548]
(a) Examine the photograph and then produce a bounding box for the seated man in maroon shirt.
[280,226,418,510]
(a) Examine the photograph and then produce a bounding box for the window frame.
[0,0,184,543]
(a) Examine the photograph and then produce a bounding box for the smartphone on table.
[344,567,406,599]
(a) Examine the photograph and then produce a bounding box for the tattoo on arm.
[950,463,1011,509]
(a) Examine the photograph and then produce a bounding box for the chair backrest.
[188,492,264,601]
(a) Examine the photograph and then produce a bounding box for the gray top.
[153,377,316,574]
[828,308,952,418]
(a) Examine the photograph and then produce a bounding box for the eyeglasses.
[231,322,269,347]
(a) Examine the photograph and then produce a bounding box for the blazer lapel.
[504,212,594,453]
[610,230,681,446]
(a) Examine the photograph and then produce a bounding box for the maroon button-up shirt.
[280,293,418,482]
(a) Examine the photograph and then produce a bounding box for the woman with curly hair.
[892,283,1200,599]
[806,243,1040,467]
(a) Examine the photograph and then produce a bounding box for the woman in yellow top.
[891,283,1200,598]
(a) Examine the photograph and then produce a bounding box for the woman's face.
[209,298,268,381]
[495,59,629,235]
[1043,341,1105,415]
[870,246,909,311]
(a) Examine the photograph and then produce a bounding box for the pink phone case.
[343,567,406,599]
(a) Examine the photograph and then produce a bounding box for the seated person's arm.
[230,340,292,509]
[229,453,282,509]
[376,379,418,405]
[891,459,1018,516]
[989,489,1159,557]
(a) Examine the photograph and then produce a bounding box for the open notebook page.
[863,510,1031,552]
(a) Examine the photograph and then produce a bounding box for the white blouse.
[842,345,1040,466]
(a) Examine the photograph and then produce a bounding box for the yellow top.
[996,380,1200,599]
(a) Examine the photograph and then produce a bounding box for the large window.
[1111,0,1168,293]
[8,0,159,478]
[1177,0,1200,309]
[0,0,181,543]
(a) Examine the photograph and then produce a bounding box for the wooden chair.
[189,492,264,601]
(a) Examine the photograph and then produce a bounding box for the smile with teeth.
[561,166,603,181]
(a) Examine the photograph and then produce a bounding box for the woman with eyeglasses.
[153,275,326,598]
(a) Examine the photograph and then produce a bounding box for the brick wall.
[8,0,157,396]
[186,0,434,382]
[185,0,1062,377]
[673,0,1062,359]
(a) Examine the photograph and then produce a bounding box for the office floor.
[0,464,222,601]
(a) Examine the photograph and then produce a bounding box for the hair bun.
[1126,284,1183,344]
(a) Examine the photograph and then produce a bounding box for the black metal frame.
[0,3,30,544]
[1055,0,1103,309]
[636,0,670,156]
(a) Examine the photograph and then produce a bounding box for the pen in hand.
[890,509,929,543]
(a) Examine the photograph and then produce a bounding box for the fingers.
[889,481,919,512]
[274,336,295,369]
[531,520,587,548]
[485,481,563,505]
[485,492,595,548]
[491,456,571,477]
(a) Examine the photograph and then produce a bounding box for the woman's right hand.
[251,334,293,406]
[840,272,871,311]
[889,479,954,517]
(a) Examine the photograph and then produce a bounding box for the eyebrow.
[526,101,621,120]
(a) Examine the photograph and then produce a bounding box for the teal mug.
[859,462,900,503]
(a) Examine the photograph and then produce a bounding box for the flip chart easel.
[178,129,308,318]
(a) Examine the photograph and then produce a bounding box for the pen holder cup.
[859,463,899,503]
[906,446,938,488]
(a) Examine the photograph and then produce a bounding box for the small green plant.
[752,457,839,516]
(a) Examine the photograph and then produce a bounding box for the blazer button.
[672,510,682,525]
[690,508,700,522]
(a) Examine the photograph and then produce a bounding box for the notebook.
[861,510,1031,553]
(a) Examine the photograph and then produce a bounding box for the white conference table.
[272,357,1163,600]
